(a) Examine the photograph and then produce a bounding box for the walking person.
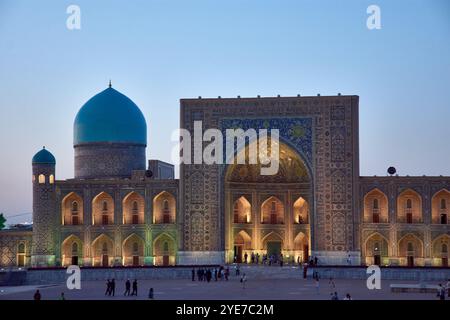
[124,279,131,296]
[110,278,116,296]
[132,279,138,296]
[241,273,247,289]
[105,279,111,296]
[33,290,41,301]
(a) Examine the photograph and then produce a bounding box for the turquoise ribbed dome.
[32,147,56,164]
[74,86,147,145]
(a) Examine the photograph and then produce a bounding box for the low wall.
[14,265,450,285]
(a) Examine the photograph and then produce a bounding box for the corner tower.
[73,84,147,179]
[31,147,57,267]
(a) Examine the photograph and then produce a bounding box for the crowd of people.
[191,266,231,282]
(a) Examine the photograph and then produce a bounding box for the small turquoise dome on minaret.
[32,147,56,164]
[73,83,147,146]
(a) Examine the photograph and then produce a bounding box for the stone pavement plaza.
[0,277,444,300]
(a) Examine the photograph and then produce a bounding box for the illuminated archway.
[153,191,176,224]
[431,189,450,225]
[397,189,422,224]
[92,192,114,225]
[398,233,424,267]
[62,192,83,225]
[224,140,312,264]
[61,234,83,266]
[363,188,388,223]
[233,196,251,224]
[432,234,450,267]
[233,230,252,263]
[363,232,389,266]
[91,234,114,267]
[122,233,145,266]
[153,233,176,266]
[122,192,145,224]
[293,197,309,224]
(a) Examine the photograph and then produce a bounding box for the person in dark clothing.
[191,268,195,281]
[124,279,131,296]
[314,256,318,266]
[214,269,218,281]
[148,288,154,299]
[110,279,116,296]
[33,290,41,301]
[132,279,138,296]
[197,269,201,281]
[105,279,111,295]
[303,264,308,279]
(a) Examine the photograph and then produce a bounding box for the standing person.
[236,264,240,276]
[303,263,308,279]
[244,252,248,264]
[148,288,154,299]
[251,252,255,264]
[214,269,218,281]
[344,293,352,300]
[110,279,116,296]
[241,273,247,289]
[33,290,41,301]
[191,268,195,281]
[438,284,445,300]
[314,256,318,266]
[60,292,65,300]
[105,279,111,296]
[132,279,138,296]
[446,279,450,298]
[124,279,131,296]
[256,253,260,264]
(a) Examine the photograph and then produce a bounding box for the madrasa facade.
[0,85,449,268]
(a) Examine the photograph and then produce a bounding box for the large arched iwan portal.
[224,140,313,264]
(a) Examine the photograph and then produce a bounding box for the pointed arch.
[293,197,309,224]
[122,233,145,266]
[431,189,450,224]
[261,196,284,224]
[431,234,450,266]
[293,231,309,264]
[398,233,424,266]
[363,188,388,223]
[397,189,422,224]
[122,191,145,224]
[61,234,83,266]
[91,234,114,267]
[363,232,389,266]
[153,191,176,224]
[62,192,83,225]
[261,231,284,248]
[233,196,251,224]
[92,192,114,225]
[153,233,176,266]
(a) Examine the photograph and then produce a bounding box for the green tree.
[0,213,6,230]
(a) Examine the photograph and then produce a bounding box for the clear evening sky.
[0,0,449,224]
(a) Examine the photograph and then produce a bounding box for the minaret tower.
[31,147,57,267]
